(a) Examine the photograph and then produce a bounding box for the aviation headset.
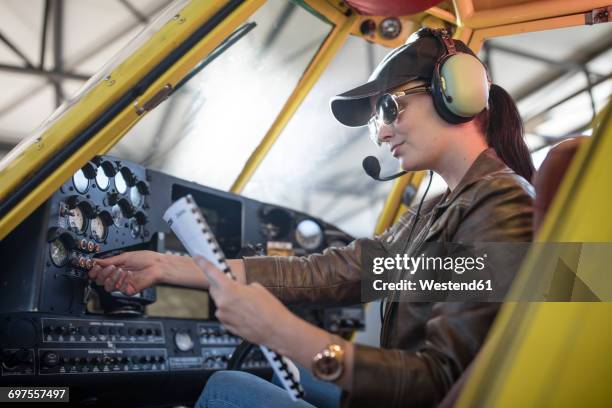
[429,28,491,124]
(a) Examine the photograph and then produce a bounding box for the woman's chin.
[399,156,424,172]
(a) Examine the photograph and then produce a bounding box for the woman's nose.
[377,126,394,145]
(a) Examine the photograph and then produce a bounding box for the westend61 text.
[373,279,493,291]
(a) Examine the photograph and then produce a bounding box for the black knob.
[139,356,148,364]
[154,328,161,336]
[98,327,108,335]
[68,326,77,335]
[89,326,98,335]
[134,211,148,225]
[42,352,59,368]
[121,357,129,364]
[145,328,153,336]
[109,327,117,335]
[118,327,126,335]
[44,325,54,335]
[106,193,120,206]
[55,326,65,335]
[135,328,143,336]
[128,328,136,336]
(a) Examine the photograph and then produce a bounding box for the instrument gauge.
[96,166,110,190]
[72,169,89,193]
[91,216,108,242]
[129,219,142,238]
[174,331,194,352]
[295,219,324,250]
[49,239,69,267]
[129,186,143,207]
[114,170,127,194]
[68,206,87,233]
[111,204,125,227]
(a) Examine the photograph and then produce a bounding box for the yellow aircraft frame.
[0,0,610,405]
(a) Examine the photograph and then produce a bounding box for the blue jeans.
[196,365,341,408]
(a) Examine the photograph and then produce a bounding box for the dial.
[111,204,125,227]
[49,239,69,266]
[96,166,109,190]
[379,17,402,40]
[129,219,142,238]
[295,219,324,250]
[91,216,107,242]
[114,170,127,194]
[129,186,143,207]
[72,169,89,193]
[174,331,194,352]
[68,206,87,233]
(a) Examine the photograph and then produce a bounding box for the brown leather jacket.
[244,149,534,407]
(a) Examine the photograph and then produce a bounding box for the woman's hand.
[89,250,165,295]
[194,256,355,389]
[195,257,295,348]
[89,251,247,296]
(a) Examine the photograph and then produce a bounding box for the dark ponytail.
[476,84,535,182]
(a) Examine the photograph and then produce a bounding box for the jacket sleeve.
[243,236,390,306]
[344,178,534,407]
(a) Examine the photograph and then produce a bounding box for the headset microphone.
[362,156,407,181]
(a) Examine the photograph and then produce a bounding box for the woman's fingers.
[94,265,117,286]
[94,252,132,268]
[103,268,123,292]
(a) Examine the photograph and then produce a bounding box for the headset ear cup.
[431,67,471,124]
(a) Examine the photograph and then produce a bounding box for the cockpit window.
[108,1,332,191]
[242,36,398,238]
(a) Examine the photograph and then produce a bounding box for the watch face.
[314,348,343,381]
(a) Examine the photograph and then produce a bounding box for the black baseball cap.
[330,28,478,127]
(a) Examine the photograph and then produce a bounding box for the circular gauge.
[129,186,143,207]
[379,17,402,40]
[49,239,69,266]
[91,216,108,242]
[96,166,110,191]
[111,204,127,227]
[295,219,324,250]
[114,170,127,194]
[68,206,87,233]
[129,219,142,238]
[72,169,89,194]
[174,331,194,352]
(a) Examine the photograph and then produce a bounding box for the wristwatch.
[312,343,344,381]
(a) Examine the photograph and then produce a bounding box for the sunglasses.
[368,85,431,146]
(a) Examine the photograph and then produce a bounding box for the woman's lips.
[391,142,405,158]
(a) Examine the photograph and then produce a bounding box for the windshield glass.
[242,36,397,238]
[108,0,332,191]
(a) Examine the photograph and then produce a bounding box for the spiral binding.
[163,195,305,400]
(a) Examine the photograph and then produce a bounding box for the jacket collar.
[434,148,508,210]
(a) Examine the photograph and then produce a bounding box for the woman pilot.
[89,28,534,407]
